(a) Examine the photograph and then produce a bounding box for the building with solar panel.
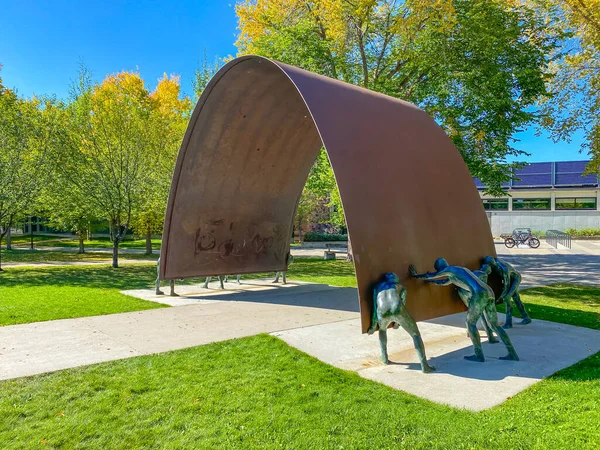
[475,160,600,236]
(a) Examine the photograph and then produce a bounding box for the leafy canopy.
[236,0,556,196]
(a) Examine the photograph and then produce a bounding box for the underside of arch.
[160,56,496,333]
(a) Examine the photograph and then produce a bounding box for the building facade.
[475,160,600,236]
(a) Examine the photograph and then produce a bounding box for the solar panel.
[474,161,598,189]
[555,161,598,186]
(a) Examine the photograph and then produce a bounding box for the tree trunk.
[6,228,11,251]
[30,217,34,250]
[0,236,3,271]
[78,233,85,254]
[112,239,119,268]
[297,214,304,244]
[145,230,153,255]
[111,222,119,268]
[346,235,354,262]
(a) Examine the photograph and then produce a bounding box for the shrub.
[564,228,600,237]
[304,232,348,242]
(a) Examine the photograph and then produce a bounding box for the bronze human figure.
[482,256,531,328]
[368,272,435,373]
[410,259,519,362]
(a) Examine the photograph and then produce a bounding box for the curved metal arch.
[160,56,496,333]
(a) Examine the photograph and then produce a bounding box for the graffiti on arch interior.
[194,218,285,261]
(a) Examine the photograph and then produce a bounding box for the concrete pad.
[273,313,600,411]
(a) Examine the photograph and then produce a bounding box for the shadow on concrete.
[184,283,361,313]
[384,350,522,381]
[502,253,600,279]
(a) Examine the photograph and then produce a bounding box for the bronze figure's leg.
[513,291,532,324]
[479,314,498,343]
[169,280,178,297]
[203,277,211,289]
[484,305,519,361]
[397,309,435,373]
[503,295,514,329]
[236,274,242,284]
[465,306,485,362]
[272,272,280,283]
[378,328,389,364]
[218,276,225,289]
[282,271,287,284]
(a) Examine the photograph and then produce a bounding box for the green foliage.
[530,0,600,173]
[48,67,190,266]
[295,148,344,235]
[303,232,348,242]
[192,51,223,100]
[0,73,59,268]
[1,282,599,448]
[236,0,556,195]
[565,228,600,237]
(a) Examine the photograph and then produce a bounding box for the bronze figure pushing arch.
[159,56,497,333]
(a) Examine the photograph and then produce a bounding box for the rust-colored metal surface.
[160,56,497,333]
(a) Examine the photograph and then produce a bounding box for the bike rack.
[546,230,572,249]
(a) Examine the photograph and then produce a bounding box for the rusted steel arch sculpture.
[160,56,496,333]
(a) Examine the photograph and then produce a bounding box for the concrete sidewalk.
[0,282,359,381]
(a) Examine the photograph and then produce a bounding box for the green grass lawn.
[0,265,166,326]
[0,257,599,447]
[6,234,161,249]
[0,332,598,448]
[0,248,158,265]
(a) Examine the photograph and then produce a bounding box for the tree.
[131,74,191,255]
[236,0,556,195]
[40,171,98,254]
[0,71,53,270]
[55,69,156,268]
[526,0,600,173]
[192,53,223,100]
[294,148,338,242]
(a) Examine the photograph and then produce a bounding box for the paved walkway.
[0,282,359,381]
[1,241,599,388]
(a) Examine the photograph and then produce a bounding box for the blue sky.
[0,0,587,163]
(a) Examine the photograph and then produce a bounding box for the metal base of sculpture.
[368,273,435,373]
[482,256,531,329]
[410,259,519,362]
